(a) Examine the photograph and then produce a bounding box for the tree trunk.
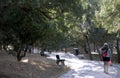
[40,48,45,56]
[17,47,27,61]
[87,41,92,60]
[96,46,102,61]
[0,44,2,50]
[93,42,96,52]
[84,44,88,54]
[65,47,67,53]
[116,38,120,63]
[110,44,113,62]
[86,36,92,60]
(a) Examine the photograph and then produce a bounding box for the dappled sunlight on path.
[48,52,118,78]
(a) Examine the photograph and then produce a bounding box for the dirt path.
[0,51,69,78]
[113,65,120,78]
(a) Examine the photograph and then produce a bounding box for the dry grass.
[0,50,69,78]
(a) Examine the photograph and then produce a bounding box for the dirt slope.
[0,51,69,78]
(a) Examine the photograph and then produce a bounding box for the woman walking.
[101,43,111,74]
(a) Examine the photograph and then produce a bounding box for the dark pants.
[103,57,110,61]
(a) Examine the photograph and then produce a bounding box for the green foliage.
[0,0,119,53]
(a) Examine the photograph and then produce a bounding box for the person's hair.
[101,43,109,51]
[104,43,108,46]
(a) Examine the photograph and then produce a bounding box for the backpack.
[102,51,107,57]
[101,47,108,57]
